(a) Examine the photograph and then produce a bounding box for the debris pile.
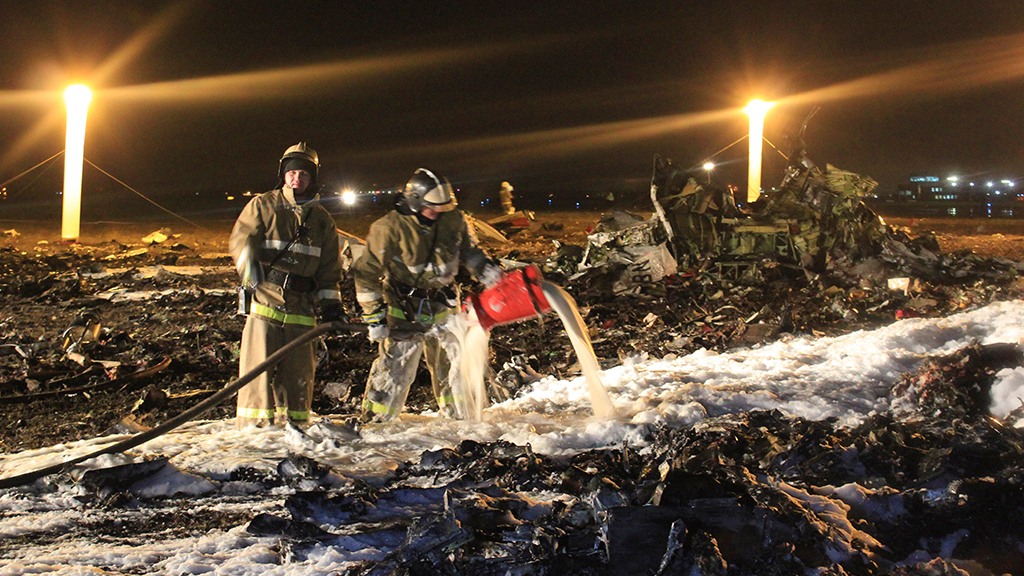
[557,145,1021,298]
[170,350,1024,574]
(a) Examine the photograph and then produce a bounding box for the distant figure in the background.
[229,142,345,429]
[499,181,516,215]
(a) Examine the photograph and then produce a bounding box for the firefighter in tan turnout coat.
[229,143,344,428]
[353,168,502,422]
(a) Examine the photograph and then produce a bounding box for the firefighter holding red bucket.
[352,169,514,422]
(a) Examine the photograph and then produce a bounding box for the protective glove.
[367,323,390,342]
[236,243,263,290]
[480,262,504,289]
[319,302,345,323]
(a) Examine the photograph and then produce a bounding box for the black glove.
[319,302,346,323]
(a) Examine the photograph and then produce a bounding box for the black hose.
[0,321,376,490]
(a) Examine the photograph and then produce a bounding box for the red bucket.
[466,265,552,331]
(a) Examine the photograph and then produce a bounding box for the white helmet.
[402,168,455,213]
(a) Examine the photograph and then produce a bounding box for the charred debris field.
[2,205,1024,575]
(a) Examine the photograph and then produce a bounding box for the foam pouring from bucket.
[462,265,616,418]
[466,265,551,332]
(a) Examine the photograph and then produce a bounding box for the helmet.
[277,142,319,188]
[501,181,512,189]
[402,168,455,213]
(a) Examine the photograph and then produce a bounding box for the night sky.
[2,1,1024,219]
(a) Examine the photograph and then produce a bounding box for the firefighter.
[499,181,515,215]
[229,142,345,429]
[353,168,502,422]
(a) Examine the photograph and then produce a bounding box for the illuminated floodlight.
[702,161,714,184]
[341,189,356,205]
[743,99,775,203]
[62,84,92,242]
[987,181,994,187]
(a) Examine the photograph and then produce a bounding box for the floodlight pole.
[744,99,774,204]
[62,84,92,242]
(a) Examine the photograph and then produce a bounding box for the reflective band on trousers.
[236,406,276,420]
[287,409,309,421]
[388,306,449,325]
[363,398,400,416]
[236,406,310,421]
[364,396,456,415]
[251,302,316,326]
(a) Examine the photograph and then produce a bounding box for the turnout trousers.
[361,320,461,422]
[236,314,315,428]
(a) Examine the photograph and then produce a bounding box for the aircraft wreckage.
[565,143,1010,298]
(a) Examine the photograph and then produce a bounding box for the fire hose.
[0,321,413,490]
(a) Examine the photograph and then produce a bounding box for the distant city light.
[62,84,92,242]
[987,182,994,187]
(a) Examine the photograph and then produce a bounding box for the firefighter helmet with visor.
[402,168,455,213]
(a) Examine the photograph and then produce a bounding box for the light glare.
[744,99,775,203]
[62,84,92,241]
